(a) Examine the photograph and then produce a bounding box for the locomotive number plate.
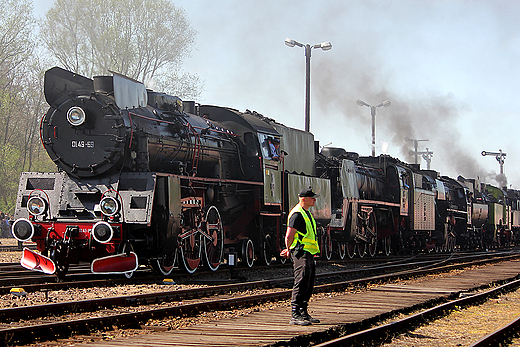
[71,140,95,148]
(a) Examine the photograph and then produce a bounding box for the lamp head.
[285,38,296,47]
[320,41,332,51]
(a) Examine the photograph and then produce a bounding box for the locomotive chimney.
[183,101,197,115]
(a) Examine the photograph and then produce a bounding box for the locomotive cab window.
[257,133,280,160]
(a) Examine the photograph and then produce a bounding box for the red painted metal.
[91,252,138,274]
[20,248,56,274]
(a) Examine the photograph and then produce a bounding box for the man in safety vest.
[280,186,320,325]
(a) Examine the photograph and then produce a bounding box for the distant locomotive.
[11,67,517,277]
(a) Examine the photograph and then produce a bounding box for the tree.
[0,0,53,214]
[41,0,202,99]
[0,0,34,89]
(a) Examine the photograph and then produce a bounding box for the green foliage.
[41,0,202,98]
[0,0,35,88]
[0,0,52,214]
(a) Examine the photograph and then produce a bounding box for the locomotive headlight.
[92,221,114,243]
[27,196,47,216]
[12,218,34,242]
[100,196,120,216]
[67,106,86,126]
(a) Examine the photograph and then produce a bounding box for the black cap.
[272,137,280,144]
[299,187,319,198]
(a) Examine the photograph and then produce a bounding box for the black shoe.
[300,308,320,323]
[290,315,311,326]
[290,305,311,326]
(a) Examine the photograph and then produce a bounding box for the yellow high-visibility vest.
[288,205,320,255]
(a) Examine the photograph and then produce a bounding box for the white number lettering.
[71,140,95,148]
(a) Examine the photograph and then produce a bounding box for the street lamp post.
[285,38,332,132]
[356,99,391,157]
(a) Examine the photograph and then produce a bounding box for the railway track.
[0,249,509,290]
[469,317,520,347]
[313,278,520,347]
[0,243,35,253]
[0,250,518,346]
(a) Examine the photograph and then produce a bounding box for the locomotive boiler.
[317,150,402,258]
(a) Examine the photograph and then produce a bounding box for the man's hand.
[280,248,290,259]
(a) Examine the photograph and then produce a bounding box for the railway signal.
[405,137,429,165]
[481,149,506,175]
[421,148,434,170]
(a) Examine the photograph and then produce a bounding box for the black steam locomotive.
[11,67,517,277]
[12,67,331,276]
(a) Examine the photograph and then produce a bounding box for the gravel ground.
[0,237,23,263]
[382,288,520,347]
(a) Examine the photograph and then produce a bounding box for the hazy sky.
[34,0,520,188]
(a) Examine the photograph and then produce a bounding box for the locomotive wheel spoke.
[203,206,223,272]
[368,239,377,257]
[382,236,392,256]
[323,230,332,260]
[180,228,202,274]
[180,241,201,273]
[260,234,273,266]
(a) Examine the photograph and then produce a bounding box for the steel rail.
[0,252,496,322]
[1,289,292,346]
[0,247,512,290]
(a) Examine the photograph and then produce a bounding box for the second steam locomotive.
[11,67,517,277]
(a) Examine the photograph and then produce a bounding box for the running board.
[91,252,138,274]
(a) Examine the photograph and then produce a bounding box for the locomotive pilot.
[280,187,320,326]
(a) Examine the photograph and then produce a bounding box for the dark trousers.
[291,250,316,307]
